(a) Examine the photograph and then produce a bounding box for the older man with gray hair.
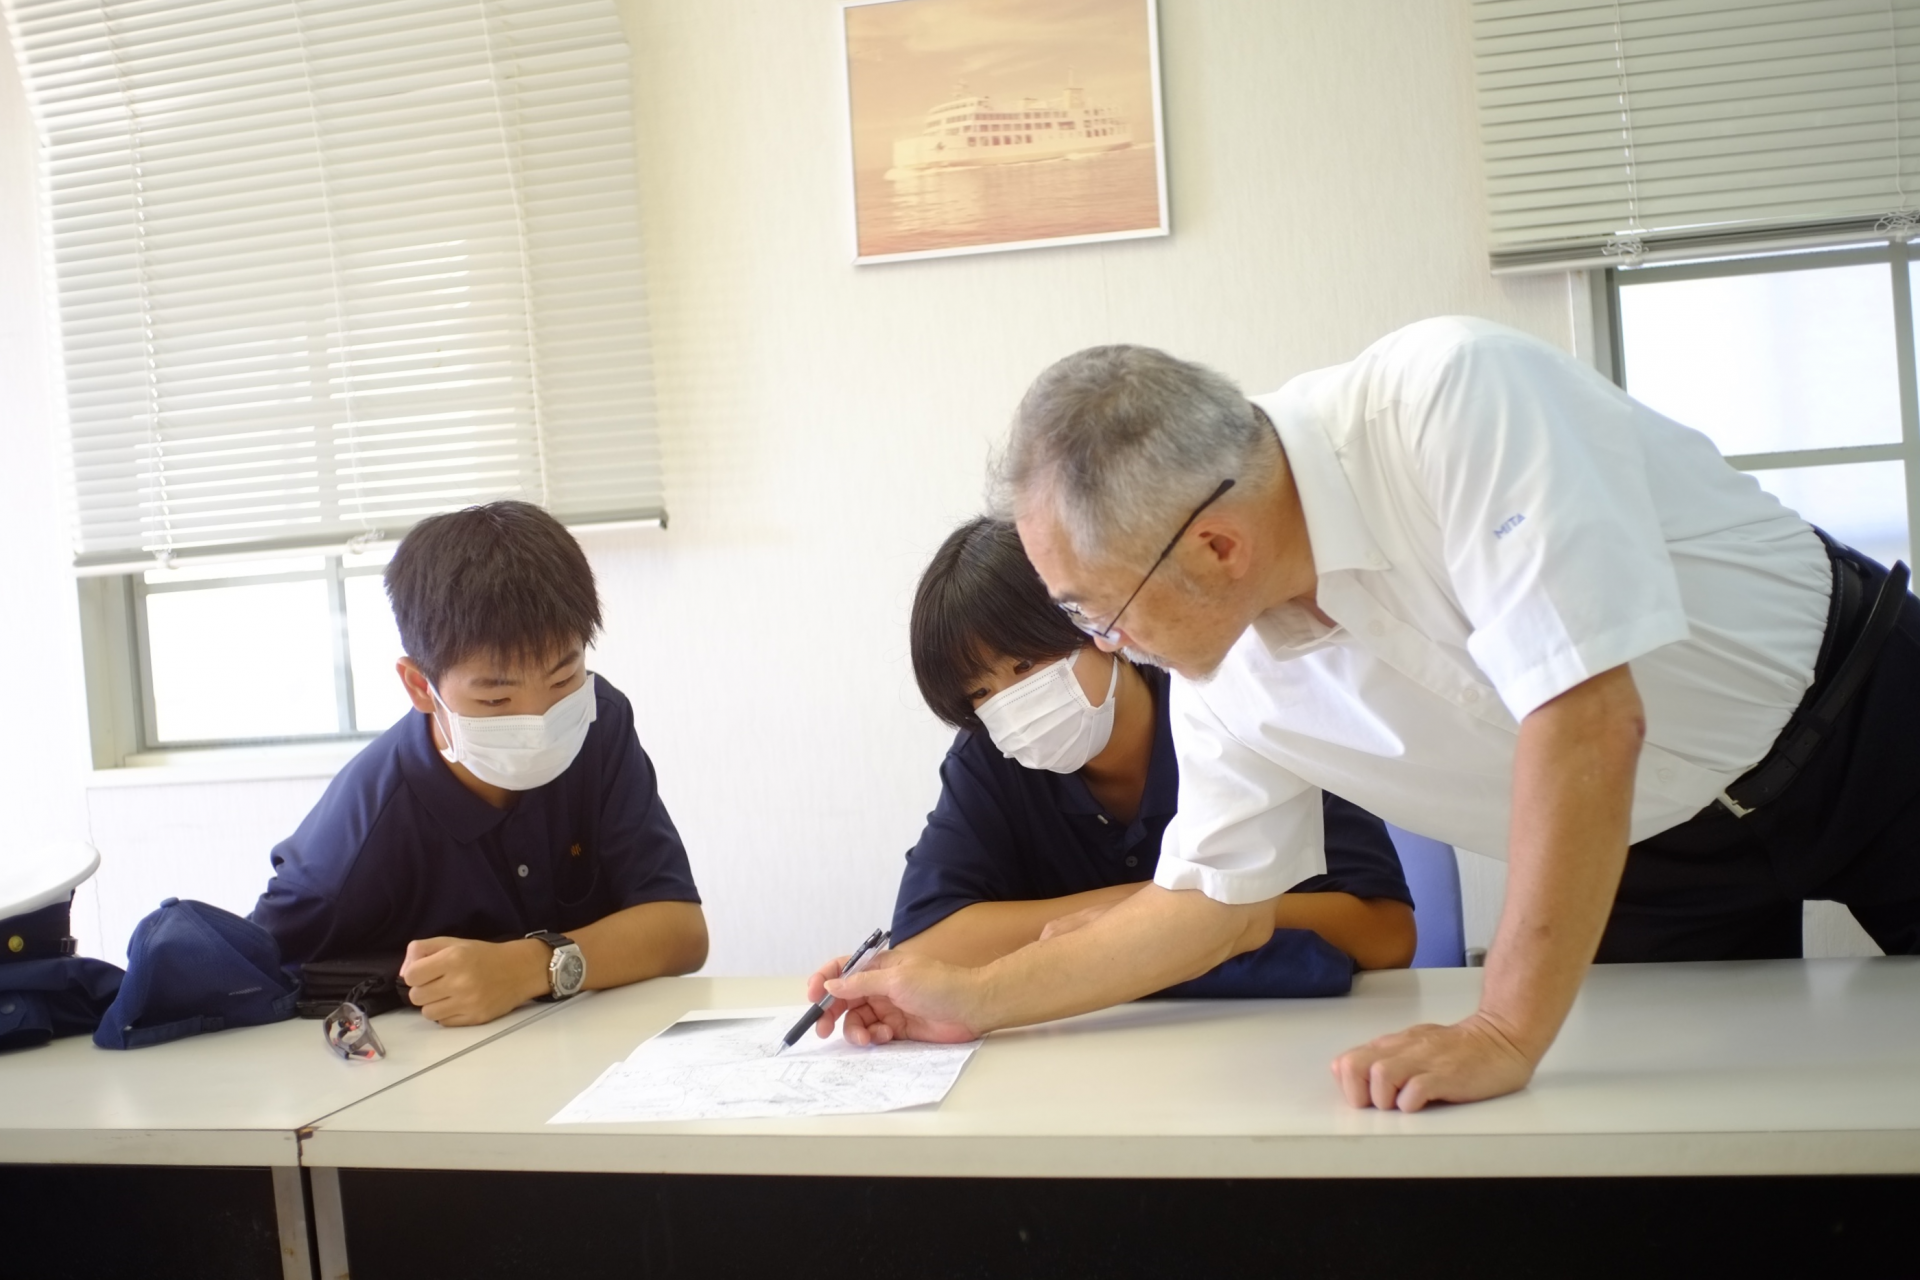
[821,316,1919,1110]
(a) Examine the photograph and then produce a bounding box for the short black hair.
[910,517,1084,730]
[384,500,602,682]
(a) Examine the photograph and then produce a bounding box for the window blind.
[1475,0,1920,273]
[4,0,663,568]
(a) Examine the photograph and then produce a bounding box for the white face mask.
[430,673,598,791]
[976,651,1119,774]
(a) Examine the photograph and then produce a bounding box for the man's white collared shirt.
[1154,317,1832,905]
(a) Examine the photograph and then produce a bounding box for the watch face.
[553,946,586,996]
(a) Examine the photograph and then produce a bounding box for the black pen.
[776,927,889,1054]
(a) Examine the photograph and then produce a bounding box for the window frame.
[1599,239,1920,557]
[80,555,397,765]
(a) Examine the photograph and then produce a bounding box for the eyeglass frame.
[322,999,387,1061]
[1057,478,1237,644]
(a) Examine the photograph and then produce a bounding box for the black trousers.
[1596,563,1920,962]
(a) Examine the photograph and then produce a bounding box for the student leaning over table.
[812,317,1920,1110]
[833,515,1413,986]
[251,501,707,1026]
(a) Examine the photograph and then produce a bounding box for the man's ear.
[1190,515,1254,583]
[397,657,436,715]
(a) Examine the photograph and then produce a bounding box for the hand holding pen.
[779,927,890,1053]
[797,935,987,1049]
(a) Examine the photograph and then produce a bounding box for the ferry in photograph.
[886,80,1135,177]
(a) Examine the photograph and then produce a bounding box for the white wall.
[7,1,1647,972]
[0,29,94,936]
[599,0,1574,974]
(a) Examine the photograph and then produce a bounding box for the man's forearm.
[1480,665,1644,1060]
[899,884,1143,967]
[571,899,709,991]
[971,884,1276,1032]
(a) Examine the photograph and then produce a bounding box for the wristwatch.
[526,930,586,1000]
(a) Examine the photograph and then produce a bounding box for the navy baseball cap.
[94,898,299,1050]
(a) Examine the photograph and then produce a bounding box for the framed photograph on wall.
[840,0,1168,265]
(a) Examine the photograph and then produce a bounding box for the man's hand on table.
[1330,1011,1537,1111]
[1329,665,1644,1112]
[401,936,548,1026]
[804,951,984,1046]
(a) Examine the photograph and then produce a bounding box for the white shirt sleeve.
[1154,672,1327,904]
[1400,328,1692,721]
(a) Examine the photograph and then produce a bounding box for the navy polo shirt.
[252,675,699,965]
[894,666,1410,946]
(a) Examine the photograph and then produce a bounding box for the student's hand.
[1038,900,1114,942]
[1329,1012,1536,1111]
[401,936,547,1027]
[821,951,984,1046]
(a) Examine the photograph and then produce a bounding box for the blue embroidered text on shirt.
[1493,514,1526,539]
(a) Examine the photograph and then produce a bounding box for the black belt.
[1716,530,1911,817]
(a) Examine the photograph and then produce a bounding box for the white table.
[306,958,1920,1180]
[0,1001,557,1280]
[0,1002,553,1168]
[10,961,1918,1276]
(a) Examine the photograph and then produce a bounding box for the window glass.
[1618,264,1900,456]
[344,573,413,732]
[1748,462,1910,570]
[145,580,338,742]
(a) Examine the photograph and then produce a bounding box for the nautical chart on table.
[549,1006,982,1125]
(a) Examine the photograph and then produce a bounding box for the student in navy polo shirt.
[252,501,706,1026]
[811,518,1412,1026]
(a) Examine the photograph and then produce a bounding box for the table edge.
[0,1127,301,1167]
[296,1128,1920,1179]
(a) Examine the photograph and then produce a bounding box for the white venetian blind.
[1475,0,1920,272]
[4,0,663,567]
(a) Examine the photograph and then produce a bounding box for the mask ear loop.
[1095,650,1121,709]
[424,680,462,765]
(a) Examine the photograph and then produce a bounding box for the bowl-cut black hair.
[910,516,1085,731]
[384,500,602,683]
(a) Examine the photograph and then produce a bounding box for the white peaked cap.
[0,842,101,919]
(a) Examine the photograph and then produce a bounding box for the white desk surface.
[0,1001,556,1167]
[303,958,1920,1179]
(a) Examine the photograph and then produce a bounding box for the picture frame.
[839,0,1169,265]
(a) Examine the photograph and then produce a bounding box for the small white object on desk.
[549,1006,980,1125]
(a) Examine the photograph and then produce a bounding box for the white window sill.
[88,739,373,788]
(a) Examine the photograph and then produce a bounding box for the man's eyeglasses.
[1058,478,1236,644]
